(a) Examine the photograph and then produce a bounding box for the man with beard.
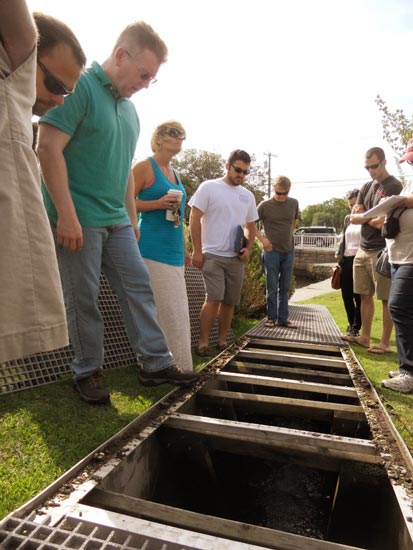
[190,149,258,356]
[0,1,85,363]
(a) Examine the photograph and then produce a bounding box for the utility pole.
[263,152,278,198]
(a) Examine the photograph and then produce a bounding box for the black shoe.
[196,346,214,357]
[75,371,110,404]
[138,364,200,387]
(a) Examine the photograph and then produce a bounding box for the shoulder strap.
[388,206,407,218]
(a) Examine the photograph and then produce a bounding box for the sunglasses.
[37,60,73,96]
[125,50,157,84]
[231,165,250,175]
[275,191,288,196]
[160,127,186,139]
[364,162,380,171]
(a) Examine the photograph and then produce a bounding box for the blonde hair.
[151,120,185,152]
[273,175,291,192]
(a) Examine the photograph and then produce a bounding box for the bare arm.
[0,0,37,70]
[350,213,385,229]
[189,206,204,269]
[255,223,273,252]
[37,123,83,252]
[125,172,139,240]
[133,160,178,213]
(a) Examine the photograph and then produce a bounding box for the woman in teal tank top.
[133,121,193,372]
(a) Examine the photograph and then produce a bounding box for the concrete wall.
[294,248,336,280]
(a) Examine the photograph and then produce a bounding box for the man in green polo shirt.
[38,21,198,404]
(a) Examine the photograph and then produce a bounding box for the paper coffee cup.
[166,189,183,222]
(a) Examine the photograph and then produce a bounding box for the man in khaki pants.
[0,0,85,362]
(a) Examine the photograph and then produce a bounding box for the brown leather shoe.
[138,364,199,387]
[75,371,110,404]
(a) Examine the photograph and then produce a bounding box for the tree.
[300,197,349,232]
[375,95,413,158]
[173,149,265,221]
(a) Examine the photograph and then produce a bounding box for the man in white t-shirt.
[189,150,258,356]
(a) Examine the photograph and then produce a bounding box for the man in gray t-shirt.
[343,146,402,354]
[256,176,299,328]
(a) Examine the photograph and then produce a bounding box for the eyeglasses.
[160,127,186,139]
[231,165,250,175]
[364,162,380,171]
[125,50,157,84]
[275,191,288,196]
[37,60,74,96]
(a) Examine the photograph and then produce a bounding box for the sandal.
[216,343,227,351]
[264,320,276,328]
[196,346,214,357]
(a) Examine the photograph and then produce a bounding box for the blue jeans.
[262,250,294,323]
[388,263,413,375]
[55,223,173,380]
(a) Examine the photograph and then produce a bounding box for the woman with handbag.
[336,190,362,338]
[381,140,413,393]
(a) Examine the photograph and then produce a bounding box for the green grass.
[0,307,411,520]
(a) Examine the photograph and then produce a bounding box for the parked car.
[294,226,337,247]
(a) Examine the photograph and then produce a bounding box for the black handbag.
[375,248,391,278]
[381,206,407,239]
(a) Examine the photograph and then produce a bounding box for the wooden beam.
[87,488,366,550]
[165,414,379,464]
[247,338,342,355]
[199,388,364,418]
[231,361,352,385]
[237,350,347,370]
[217,372,357,398]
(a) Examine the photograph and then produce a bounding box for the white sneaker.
[388,370,399,379]
[381,373,413,394]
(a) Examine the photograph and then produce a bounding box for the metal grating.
[0,515,191,549]
[0,267,232,395]
[245,303,344,346]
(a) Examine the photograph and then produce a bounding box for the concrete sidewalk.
[290,277,337,303]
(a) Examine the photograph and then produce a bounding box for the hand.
[158,194,178,210]
[133,225,140,241]
[353,204,365,214]
[191,251,203,269]
[239,248,251,262]
[401,195,413,208]
[263,238,273,252]
[184,250,192,267]
[56,214,83,252]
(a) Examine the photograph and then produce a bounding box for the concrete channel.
[1,305,413,550]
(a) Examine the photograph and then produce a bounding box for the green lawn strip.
[0,367,169,520]
[299,291,413,452]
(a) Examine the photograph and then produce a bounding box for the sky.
[28,0,413,209]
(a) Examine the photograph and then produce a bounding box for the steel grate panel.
[245,303,344,345]
[0,268,232,395]
[0,516,191,549]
